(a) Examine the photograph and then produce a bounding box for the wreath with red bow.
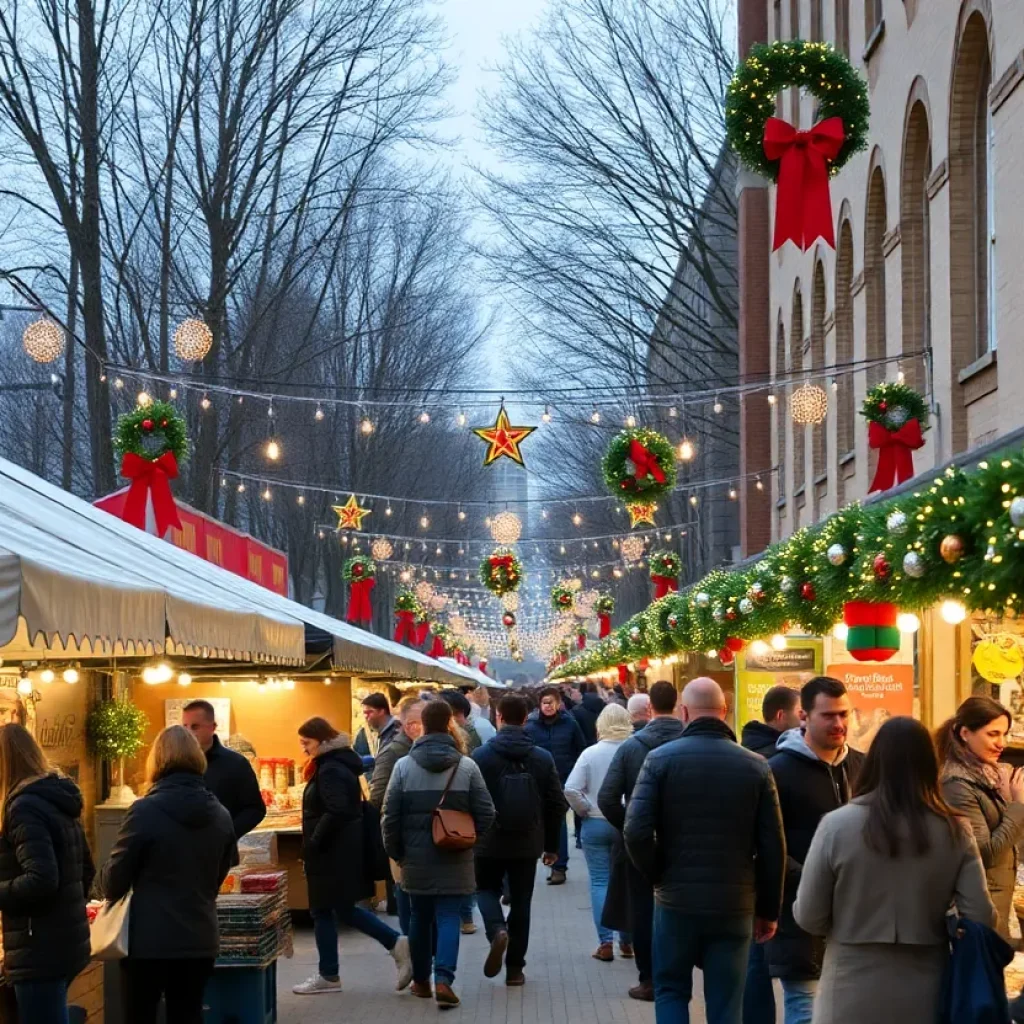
[551,582,576,614]
[861,382,929,492]
[114,400,189,464]
[602,428,677,505]
[479,548,523,596]
[342,556,376,583]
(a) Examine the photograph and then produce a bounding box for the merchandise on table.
[215,869,292,968]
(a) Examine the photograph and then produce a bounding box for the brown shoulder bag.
[431,762,477,851]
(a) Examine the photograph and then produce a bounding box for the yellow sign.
[735,638,822,732]
[973,636,1024,683]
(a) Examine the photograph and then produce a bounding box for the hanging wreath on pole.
[342,556,376,625]
[393,590,422,645]
[551,582,576,615]
[726,41,869,251]
[479,548,523,596]
[650,550,682,599]
[596,594,615,639]
[861,382,929,492]
[113,401,189,537]
[602,428,677,525]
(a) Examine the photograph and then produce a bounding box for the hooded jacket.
[597,715,685,831]
[572,692,607,747]
[523,708,586,781]
[302,738,374,908]
[472,726,566,859]
[203,734,266,839]
[766,728,864,979]
[369,729,413,810]
[741,720,783,758]
[0,774,94,983]
[381,732,495,895]
[101,771,236,959]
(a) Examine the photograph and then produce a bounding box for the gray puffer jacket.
[381,732,495,896]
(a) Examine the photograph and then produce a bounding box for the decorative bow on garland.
[868,418,926,493]
[763,116,845,251]
[429,633,447,658]
[121,451,183,536]
[343,557,376,625]
[414,615,430,647]
[629,438,667,486]
[394,610,417,645]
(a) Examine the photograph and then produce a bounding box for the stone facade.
[761,0,1024,543]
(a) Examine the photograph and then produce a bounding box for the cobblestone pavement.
[277,856,784,1023]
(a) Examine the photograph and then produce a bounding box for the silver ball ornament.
[826,543,846,566]
[712,605,724,623]
[629,626,641,642]
[695,592,710,609]
[749,582,764,599]
[739,597,754,615]
[1010,497,1024,528]
[887,511,908,536]
[779,575,794,594]
[902,551,925,578]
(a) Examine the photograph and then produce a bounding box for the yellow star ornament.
[627,502,658,528]
[333,495,371,530]
[472,407,536,467]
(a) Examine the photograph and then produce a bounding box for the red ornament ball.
[725,610,737,621]
[352,564,364,578]
[160,418,168,427]
[141,419,154,432]
[872,553,891,580]
[801,582,816,601]
[878,400,887,411]
[725,636,744,653]
[718,648,734,666]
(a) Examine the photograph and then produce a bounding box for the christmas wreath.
[861,382,929,492]
[480,548,523,596]
[726,41,869,251]
[395,590,421,613]
[429,621,450,658]
[649,550,682,599]
[602,428,677,505]
[113,400,189,464]
[343,556,376,624]
[551,582,576,614]
[342,556,376,582]
[393,589,422,644]
[596,594,615,638]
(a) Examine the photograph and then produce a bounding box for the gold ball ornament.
[790,383,828,426]
[940,534,965,564]
[490,511,522,545]
[173,318,213,361]
[22,319,65,364]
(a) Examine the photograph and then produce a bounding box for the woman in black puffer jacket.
[0,723,94,1024]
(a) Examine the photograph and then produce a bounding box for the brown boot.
[592,942,614,962]
[506,969,525,986]
[629,981,655,1002]
[619,941,634,959]
[411,981,433,999]
[435,983,460,1008]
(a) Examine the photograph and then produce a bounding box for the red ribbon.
[576,633,586,651]
[490,554,514,572]
[478,659,487,674]
[629,439,666,485]
[394,610,417,644]
[598,613,611,639]
[652,575,678,600]
[429,635,446,658]
[346,578,375,625]
[867,418,925,493]
[121,452,182,536]
[763,116,845,251]
[414,620,430,646]
[617,664,628,685]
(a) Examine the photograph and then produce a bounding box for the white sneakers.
[391,935,413,990]
[292,974,342,995]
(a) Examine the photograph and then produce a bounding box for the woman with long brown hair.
[793,716,994,1023]
[937,695,1024,938]
[101,725,236,1023]
[0,723,93,1023]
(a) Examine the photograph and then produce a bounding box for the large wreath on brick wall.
[725,40,869,250]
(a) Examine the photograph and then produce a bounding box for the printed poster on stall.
[735,639,822,732]
[826,662,915,752]
[165,697,231,737]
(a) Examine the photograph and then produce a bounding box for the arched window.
[775,318,787,508]
[791,285,805,497]
[835,219,855,505]
[865,165,888,388]
[811,261,828,510]
[835,0,850,55]
[901,97,931,393]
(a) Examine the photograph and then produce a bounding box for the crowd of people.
[0,677,1022,1022]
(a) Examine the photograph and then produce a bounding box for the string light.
[419,411,430,424]
[457,411,467,426]
[458,509,466,521]
[63,667,79,684]
[542,407,551,423]
[625,414,636,428]
[360,417,374,435]
[237,482,246,493]
[297,495,305,505]
[265,439,281,461]
[572,513,583,526]
[678,438,695,461]
[767,394,776,405]
[591,410,601,424]
[385,505,393,516]
[729,488,738,500]
[137,391,153,408]
[201,394,211,410]
[262,487,272,500]
[420,515,430,529]
[169,387,178,399]
[713,397,723,414]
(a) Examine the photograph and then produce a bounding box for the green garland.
[596,594,615,615]
[550,440,1024,680]
[479,548,523,596]
[551,583,576,613]
[87,698,148,761]
[395,590,421,614]
[649,550,682,580]
[342,555,376,582]
[861,382,930,432]
[602,428,677,504]
[726,40,869,181]
[113,400,189,464]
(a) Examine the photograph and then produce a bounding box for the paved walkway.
[277,855,784,1023]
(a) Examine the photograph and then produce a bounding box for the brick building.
[735,0,1024,549]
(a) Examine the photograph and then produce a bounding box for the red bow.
[652,575,678,600]
[346,578,375,625]
[598,613,611,639]
[763,116,845,251]
[478,659,487,674]
[576,632,586,651]
[629,439,666,485]
[490,554,514,572]
[414,619,430,646]
[868,418,925,493]
[394,610,417,645]
[617,664,628,685]
[429,634,446,658]
[121,452,182,537]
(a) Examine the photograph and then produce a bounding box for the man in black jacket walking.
[473,694,566,986]
[766,676,862,1024]
[571,682,606,746]
[624,678,785,1024]
[598,680,683,1002]
[182,700,266,838]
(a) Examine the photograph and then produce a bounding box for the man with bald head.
[624,678,786,1024]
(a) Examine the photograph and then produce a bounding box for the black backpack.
[496,759,539,832]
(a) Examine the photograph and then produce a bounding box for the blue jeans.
[653,905,752,1024]
[781,979,816,1024]
[395,881,412,936]
[14,979,68,1024]
[312,902,399,979]
[554,816,569,871]
[743,939,776,1024]
[580,817,630,945]
[460,893,476,924]
[409,894,462,986]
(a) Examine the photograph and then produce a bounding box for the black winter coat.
[523,709,586,782]
[0,774,94,984]
[598,716,685,831]
[204,735,266,838]
[100,771,236,959]
[302,740,374,909]
[766,731,864,980]
[472,726,566,860]
[741,721,783,758]
[623,717,785,921]
[571,694,606,747]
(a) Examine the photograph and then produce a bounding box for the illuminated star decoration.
[472,405,536,467]
[333,495,371,531]
[627,502,658,528]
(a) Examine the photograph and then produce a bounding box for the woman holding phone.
[937,695,1024,938]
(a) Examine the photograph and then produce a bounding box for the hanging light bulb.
[169,386,178,399]
[314,405,325,421]
[897,613,921,633]
[457,509,466,521]
[265,439,281,461]
[572,512,582,526]
[729,488,738,500]
[420,515,430,530]
[62,666,79,684]
[767,394,777,405]
[541,407,551,423]
[201,394,211,410]
[678,438,695,461]
[541,509,548,519]
[625,414,636,428]
[713,397,723,415]
[689,495,698,507]
[590,410,601,424]
[237,482,246,493]
[297,495,305,505]
[419,411,430,424]
[39,667,55,684]
[17,674,32,697]
[668,406,678,419]
[262,487,272,501]
[832,623,849,642]
[457,411,467,427]
[360,417,374,435]
[385,505,393,517]
[177,672,192,687]
[940,600,967,625]
[137,391,153,408]
[771,634,787,651]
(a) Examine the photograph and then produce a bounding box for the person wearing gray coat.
[794,718,995,1024]
[382,700,495,1008]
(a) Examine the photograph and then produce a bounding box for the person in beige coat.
[937,695,1024,939]
[794,717,995,1024]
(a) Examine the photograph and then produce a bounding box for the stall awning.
[437,657,506,689]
